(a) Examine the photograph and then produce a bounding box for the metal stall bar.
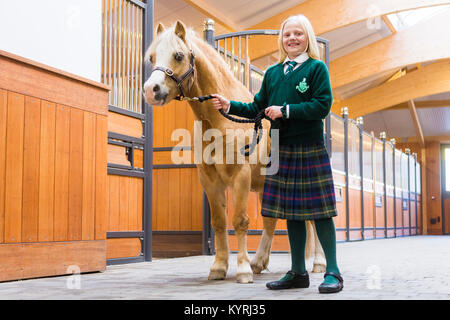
[142,0,153,262]
[414,153,418,235]
[406,148,412,235]
[371,132,376,239]
[238,36,242,83]
[357,117,364,240]
[380,132,387,238]
[108,0,114,105]
[342,107,350,241]
[323,39,332,155]
[102,0,108,84]
[391,139,397,237]
[415,156,421,235]
[231,36,235,78]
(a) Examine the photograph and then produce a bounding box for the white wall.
[0,0,102,83]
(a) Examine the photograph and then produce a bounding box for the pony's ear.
[174,21,186,42]
[156,23,165,35]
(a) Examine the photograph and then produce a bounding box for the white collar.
[283,52,309,65]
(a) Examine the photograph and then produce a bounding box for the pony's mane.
[185,28,233,77]
[185,28,250,97]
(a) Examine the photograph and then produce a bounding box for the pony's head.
[143,21,196,106]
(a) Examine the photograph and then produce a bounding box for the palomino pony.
[143,21,326,283]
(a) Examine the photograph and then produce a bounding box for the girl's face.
[282,20,308,59]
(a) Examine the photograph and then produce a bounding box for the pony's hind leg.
[251,215,277,274]
[307,220,326,273]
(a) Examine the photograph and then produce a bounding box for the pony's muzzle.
[143,81,169,105]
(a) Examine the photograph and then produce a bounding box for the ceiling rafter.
[332,59,450,118]
[183,0,240,32]
[381,15,396,34]
[388,100,450,110]
[408,100,425,147]
[330,10,450,89]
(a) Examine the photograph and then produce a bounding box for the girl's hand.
[211,94,230,112]
[265,106,283,120]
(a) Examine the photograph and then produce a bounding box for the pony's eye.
[174,52,184,61]
[149,55,153,64]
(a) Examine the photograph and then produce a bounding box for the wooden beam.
[330,11,450,89]
[332,59,450,117]
[408,100,425,148]
[384,68,406,83]
[246,0,450,61]
[184,0,239,32]
[388,100,450,110]
[382,15,397,34]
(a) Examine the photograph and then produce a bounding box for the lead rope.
[176,94,265,156]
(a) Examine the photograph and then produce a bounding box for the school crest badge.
[296,78,309,93]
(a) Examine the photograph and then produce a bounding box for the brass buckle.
[165,69,174,76]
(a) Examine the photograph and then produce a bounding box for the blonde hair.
[278,14,320,63]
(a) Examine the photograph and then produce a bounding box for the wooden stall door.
[363,190,375,239]
[417,195,422,235]
[395,195,404,236]
[403,195,411,236]
[333,180,347,241]
[410,195,417,235]
[152,100,204,257]
[386,194,395,238]
[106,109,145,261]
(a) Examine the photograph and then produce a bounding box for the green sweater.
[229,58,333,145]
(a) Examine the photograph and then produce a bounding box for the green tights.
[282,218,340,285]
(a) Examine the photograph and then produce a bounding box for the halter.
[150,50,195,100]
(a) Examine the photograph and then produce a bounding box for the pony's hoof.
[312,263,326,273]
[236,272,253,284]
[250,259,268,274]
[208,269,227,280]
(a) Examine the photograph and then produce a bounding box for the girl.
[211,14,343,294]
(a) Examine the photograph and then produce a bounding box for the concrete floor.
[0,235,449,300]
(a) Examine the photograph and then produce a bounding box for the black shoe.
[318,272,344,294]
[266,271,309,290]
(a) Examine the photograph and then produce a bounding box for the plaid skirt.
[261,141,337,221]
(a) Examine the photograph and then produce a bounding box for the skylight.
[387,5,450,31]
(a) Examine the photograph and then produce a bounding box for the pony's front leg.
[231,168,253,284]
[206,190,229,280]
